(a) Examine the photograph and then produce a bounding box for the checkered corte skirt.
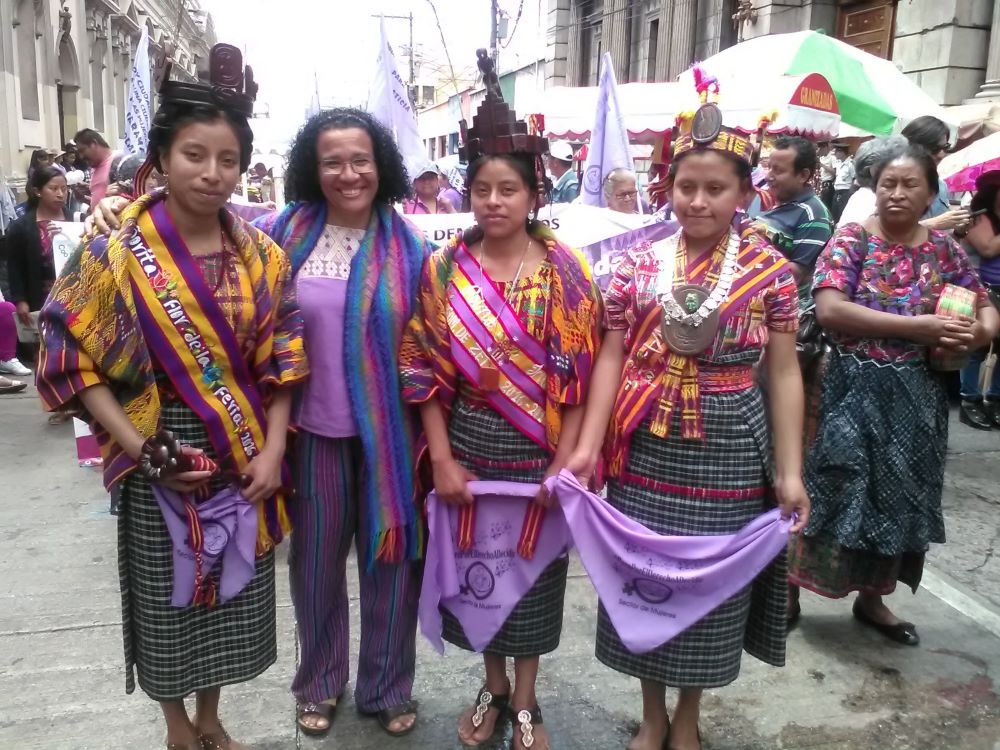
[596,387,787,688]
[118,401,277,700]
[440,398,568,657]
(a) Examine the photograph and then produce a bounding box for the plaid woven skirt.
[596,388,787,688]
[788,352,948,598]
[117,401,277,700]
[440,398,569,657]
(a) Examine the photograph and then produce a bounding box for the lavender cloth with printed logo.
[152,485,259,607]
[546,471,791,654]
[419,481,572,654]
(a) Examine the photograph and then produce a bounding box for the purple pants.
[0,301,17,361]
[288,431,420,712]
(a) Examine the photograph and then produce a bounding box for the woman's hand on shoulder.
[431,457,477,505]
[923,208,970,233]
[84,196,129,237]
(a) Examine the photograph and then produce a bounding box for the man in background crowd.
[73,128,116,205]
[547,141,580,203]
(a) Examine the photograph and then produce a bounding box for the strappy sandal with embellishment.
[459,684,510,747]
[165,741,201,750]
[512,705,544,750]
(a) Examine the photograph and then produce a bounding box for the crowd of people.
[1,39,998,750]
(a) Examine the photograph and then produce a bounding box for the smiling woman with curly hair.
[255,106,432,738]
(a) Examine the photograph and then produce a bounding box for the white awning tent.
[526,74,841,143]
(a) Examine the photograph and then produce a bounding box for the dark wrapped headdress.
[157,43,258,119]
[459,49,549,205]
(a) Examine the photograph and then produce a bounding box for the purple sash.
[447,244,548,449]
[546,471,790,654]
[152,485,258,607]
[419,481,571,653]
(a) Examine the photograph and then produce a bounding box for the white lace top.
[298,224,366,280]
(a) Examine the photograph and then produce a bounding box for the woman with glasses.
[902,115,970,232]
[256,108,431,738]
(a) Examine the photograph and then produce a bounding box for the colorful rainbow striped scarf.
[258,201,432,567]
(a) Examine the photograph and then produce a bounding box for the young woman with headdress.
[399,50,602,750]
[565,79,811,750]
[82,104,431,740]
[37,45,308,750]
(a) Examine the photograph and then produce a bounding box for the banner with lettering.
[123,24,151,156]
[368,17,427,184]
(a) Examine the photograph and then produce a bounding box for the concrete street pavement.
[2,382,1000,750]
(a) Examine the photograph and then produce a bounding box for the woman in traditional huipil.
[788,143,998,644]
[37,46,308,750]
[567,91,811,750]
[85,107,431,739]
[400,51,602,750]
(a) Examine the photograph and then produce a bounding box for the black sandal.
[362,699,419,737]
[512,705,543,749]
[461,685,510,746]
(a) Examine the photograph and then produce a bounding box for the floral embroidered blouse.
[814,223,989,364]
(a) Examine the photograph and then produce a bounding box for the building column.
[654,0,674,81]
[547,0,572,87]
[976,0,1000,98]
[667,0,698,79]
[603,0,631,82]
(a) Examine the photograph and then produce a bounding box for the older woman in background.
[789,142,999,644]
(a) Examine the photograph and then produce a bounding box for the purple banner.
[420,482,571,654]
[546,471,791,654]
[153,485,258,607]
[581,218,678,290]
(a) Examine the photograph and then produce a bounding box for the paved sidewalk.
[2,385,999,749]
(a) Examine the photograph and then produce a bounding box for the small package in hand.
[929,284,977,371]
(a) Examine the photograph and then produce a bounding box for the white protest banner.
[51,222,102,467]
[368,17,427,181]
[123,24,151,156]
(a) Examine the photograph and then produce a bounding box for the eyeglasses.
[320,157,376,175]
[614,191,638,201]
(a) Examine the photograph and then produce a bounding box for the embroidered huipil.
[603,231,799,476]
[399,227,603,451]
[815,224,988,365]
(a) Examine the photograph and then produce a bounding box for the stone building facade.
[0,0,215,184]
[546,0,994,107]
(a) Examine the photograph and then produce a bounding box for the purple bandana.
[419,481,571,653]
[546,471,791,654]
[152,485,259,607]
